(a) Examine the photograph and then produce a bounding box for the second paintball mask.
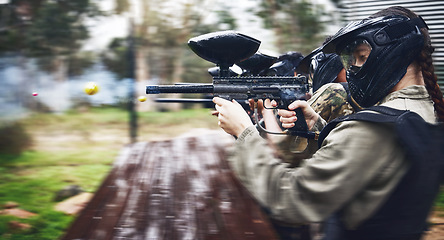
[322,15,428,108]
[309,52,344,92]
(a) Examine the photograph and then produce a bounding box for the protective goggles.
[339,39,372,73]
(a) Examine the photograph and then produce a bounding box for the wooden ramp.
[61,130,278,240]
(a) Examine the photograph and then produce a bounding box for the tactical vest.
[318,106,444,240]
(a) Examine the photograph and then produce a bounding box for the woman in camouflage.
[213,6,444,240]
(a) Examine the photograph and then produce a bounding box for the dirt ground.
[424,211,444,240]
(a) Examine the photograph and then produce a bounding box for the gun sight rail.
[146,85,213,94]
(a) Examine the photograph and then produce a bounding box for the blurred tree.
[100,37,129,80]
[255,0,326,54]
[102,0,236,110]
[0,0,102,77]
[114,0,130,14]
[101,0,237,111]
[135,0,237,84]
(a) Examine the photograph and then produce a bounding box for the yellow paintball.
[84,82,99,95]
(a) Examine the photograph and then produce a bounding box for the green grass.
[0,106,219,239]
[0,163,85,239]
[436,188,444,209]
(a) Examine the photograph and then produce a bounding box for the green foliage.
[1,1,100,55]
[435,187,444,208]
[66,52,96,77]
[0,0,102,75]
[102,0,236,85]
[24,2,89,57]
[114,0,130,14]
[0,30,21,53]
[0,122,32,156]
[256,0,325,54]
[216,10,238,30]
[182,48,214,84]
[100,37,132,80]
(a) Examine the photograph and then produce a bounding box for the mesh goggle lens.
[340,39,372,73]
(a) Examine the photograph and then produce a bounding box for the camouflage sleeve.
[308,83,354,122]
[267,83,355,166]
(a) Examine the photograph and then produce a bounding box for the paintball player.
[299,51,354,123]
[250,49,357,240]
[257,48,355,166]
[213,6,444,240]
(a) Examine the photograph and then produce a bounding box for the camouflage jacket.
[268,83,355,165]
[309,83,354,122]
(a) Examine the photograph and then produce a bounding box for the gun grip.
[288,108,309,135]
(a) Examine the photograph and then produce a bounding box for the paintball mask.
[309,52,344,92]
[297,48,344,92]
[322,15,428,108]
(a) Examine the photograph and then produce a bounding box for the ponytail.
[417,28,444,123]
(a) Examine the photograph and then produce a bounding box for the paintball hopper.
[236,51,278,76]
[188,30,261,75]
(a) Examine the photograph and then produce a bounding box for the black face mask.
[323,15,427,108]
[349,65,361,73]
[310,53,344,92]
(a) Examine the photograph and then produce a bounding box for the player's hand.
[278,100,319,130]
[213,97,254,137]
[248,99,275,117]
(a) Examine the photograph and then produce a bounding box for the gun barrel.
[146,85,214,94]
[155,98,213,103]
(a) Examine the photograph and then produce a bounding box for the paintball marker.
[146,30,316,139]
